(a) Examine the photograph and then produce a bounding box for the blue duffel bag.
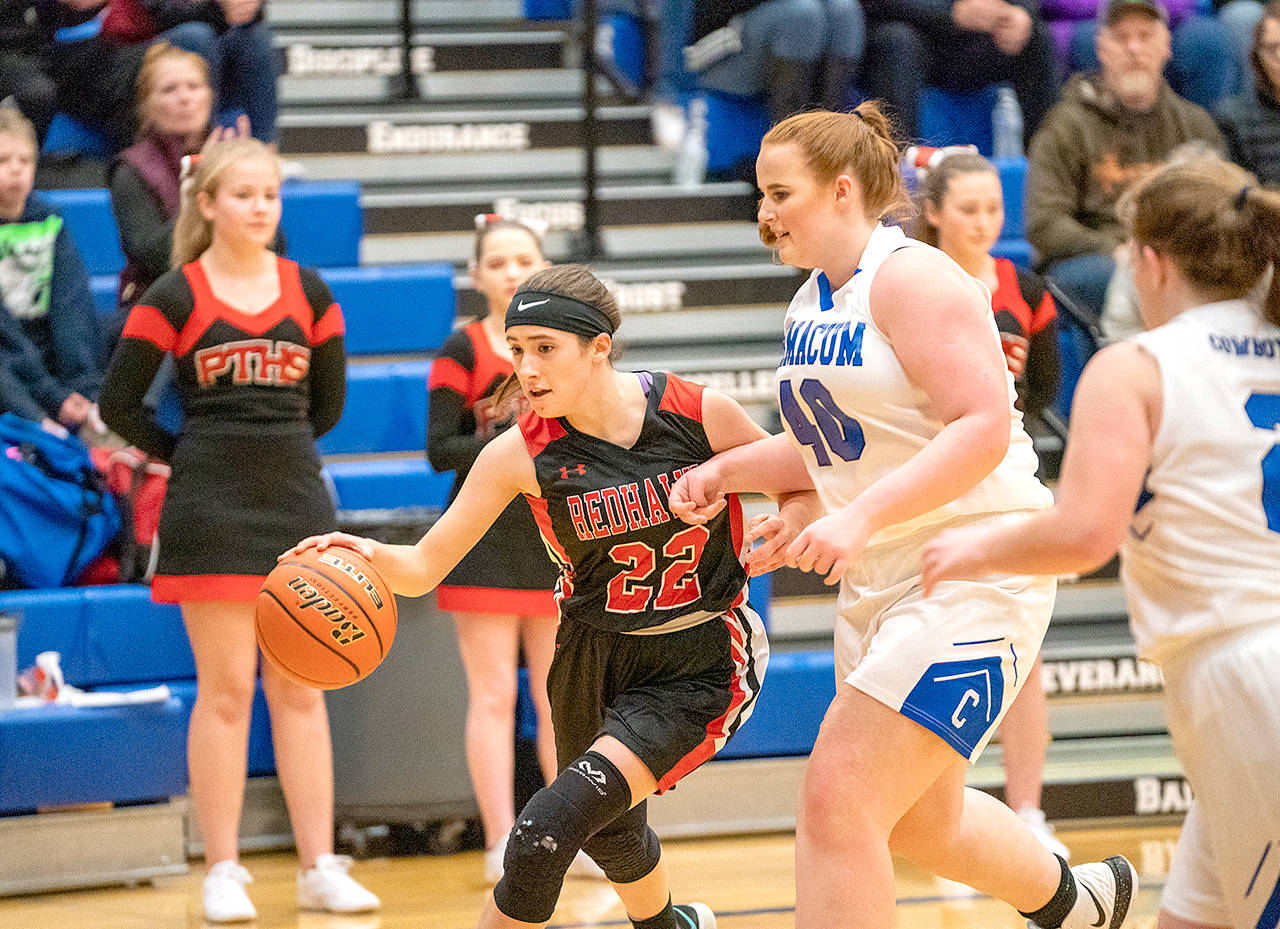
[0,413,120,588]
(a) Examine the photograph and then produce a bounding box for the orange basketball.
[256,546,397,689]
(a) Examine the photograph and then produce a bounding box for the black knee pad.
[581,799,662,885]
[494,750,632,923]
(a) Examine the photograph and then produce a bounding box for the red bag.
[91,446,169,581]
[101,0,162,44]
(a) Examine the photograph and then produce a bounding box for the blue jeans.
[1069,16,1240,111]
[161,20,279,143]
[1045,252,1115,322]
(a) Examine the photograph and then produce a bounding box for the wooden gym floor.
[0,821,1180,929]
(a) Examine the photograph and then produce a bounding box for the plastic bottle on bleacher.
[991,86,1024,160]
[674,96,709,189]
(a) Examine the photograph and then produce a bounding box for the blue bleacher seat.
[0,698,188,813]
[704,91,772,179]
[995,157,1027,240]
[321,265,456,356]
[319,360,432,455]
[278,181,363,268]
[41,113,111,161]
[4,586,193,687]
[324,458,453,510]
[525,0,572,17]
[42,182,363,279]
[38,189,126,277]
[717,650,835,758]
[920,85,999,155]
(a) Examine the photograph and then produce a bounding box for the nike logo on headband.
[516,298,550,311]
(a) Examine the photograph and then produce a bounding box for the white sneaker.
[565,848,607,880]
[1017,807,1071,861]
[1032,856,1138,929]
[202,860,256,923]
[483,840,505,885]
[673,902,716,928]
[297,854,380,914]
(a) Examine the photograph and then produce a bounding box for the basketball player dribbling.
[287,264,818,929]
[924,158,1280,929]
[668,105,1135,929]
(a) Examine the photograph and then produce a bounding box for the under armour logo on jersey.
[559,464,586,479]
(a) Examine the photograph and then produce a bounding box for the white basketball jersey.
[776,224,1051,548]
[1122,299,1280,664]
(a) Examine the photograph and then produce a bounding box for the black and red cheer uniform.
[426,320,558,615]
[100,257,345,603]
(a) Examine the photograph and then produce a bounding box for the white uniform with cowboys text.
[777,223,1054,762]
[1123,299,1280,928]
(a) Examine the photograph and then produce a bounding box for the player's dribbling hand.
[786,508,873,585]
[919,525,992,595]
[668,462,727,524]
[281,532,375,562]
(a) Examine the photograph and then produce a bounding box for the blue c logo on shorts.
[900,656,1005,759]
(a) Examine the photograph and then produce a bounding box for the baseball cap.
[1104,0,1169,26]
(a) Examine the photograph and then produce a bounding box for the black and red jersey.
[518,371,747,634]
[427,320,520,497]
[103,256,346,458]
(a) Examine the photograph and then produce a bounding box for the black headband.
[505,289,616,338]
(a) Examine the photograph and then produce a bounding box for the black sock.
[1019,854,1076,928]
[632,896,677,929]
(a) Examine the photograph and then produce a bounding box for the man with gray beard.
[1026,0,1224,321]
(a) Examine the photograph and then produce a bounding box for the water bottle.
[991,86,1024,160]
[673,96,709,189]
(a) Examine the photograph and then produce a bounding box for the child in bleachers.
[915,150,1067,861]
[0,108,103,431]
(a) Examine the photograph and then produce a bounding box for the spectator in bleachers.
[1217,0,1280,183]
[644,0,865,147]
[427,217,603,886]
[1219,0,1264,77]
[31,0,155,153]
[109,42,256,315]
[1027,0,1224,321]
[861,0,1059,146]
[99,138,378,922]
[102,0,279,144]
[0,107,103,431]
[0,1,57,147]
[1066,0,1239,112]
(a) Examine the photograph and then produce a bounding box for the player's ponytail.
[759,101,912,246]
[1239,185,1280,328]
[171,138,280,268]
[1122,158,1279,326]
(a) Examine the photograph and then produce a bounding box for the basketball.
[256,546,397,689]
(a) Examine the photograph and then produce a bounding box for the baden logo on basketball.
[286,575,367,646]
[318,551,385,609]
